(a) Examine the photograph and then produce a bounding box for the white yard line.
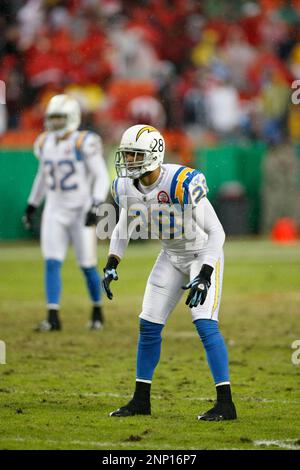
[0,436,117,448]
[1,389,300,404]
[0,437,245,450]
[0,436,172,449]
[1,437,299,451]
[254,439,300,450]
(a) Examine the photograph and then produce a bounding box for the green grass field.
[0,239,299,450]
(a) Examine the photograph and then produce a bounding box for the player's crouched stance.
[23,94,110,331]
[101,124,237,421]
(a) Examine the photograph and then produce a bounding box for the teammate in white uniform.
[23,95,110,331]
[102,124,237,421]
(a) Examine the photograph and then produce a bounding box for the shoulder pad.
[170,166,203,205]
[189,171,208,205]
[75,131,103,160]
[111,178,120,206]
[34,132,49,158]
[74,131,90,161]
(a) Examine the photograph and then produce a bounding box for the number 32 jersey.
[28,131,110,211]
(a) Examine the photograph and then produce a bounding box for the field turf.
[0,239,299,450]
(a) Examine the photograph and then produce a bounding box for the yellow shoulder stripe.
[75,130,89,149]
[37,132,49,154]
[174,167,194,205]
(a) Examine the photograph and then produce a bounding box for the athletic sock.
[92,305,104,323]
[136,319,164,382]
[216,383,232,403]
[194,319,230,385]
[133,381,151,404]
[81,266,101,303]
[48,308,60,325]
[45,259,62,306]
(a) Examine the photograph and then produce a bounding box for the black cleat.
[87,320,103,331]
[88,306,104,330]
[34,309,61,332]
[198,401,237,421]
[109,399,151,417]
[34,319,62,332]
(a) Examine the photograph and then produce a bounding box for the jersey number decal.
[44,160,78,191]
[152,138,164,152]
[59,160,78,191]
[44,160,56,190]
[191,179,208,204]
[191,185,204,204]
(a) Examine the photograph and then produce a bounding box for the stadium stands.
[1,0,300,151]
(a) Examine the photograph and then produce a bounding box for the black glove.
[182,264,213,308]
[85,202,100,227]
[102,256,119,300]
[22,204,37,230]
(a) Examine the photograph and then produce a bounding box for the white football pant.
[139,250,224,325]
[41,205,97,267]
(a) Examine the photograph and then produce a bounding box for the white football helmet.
[45,94,81,137]
[115,124,165,179]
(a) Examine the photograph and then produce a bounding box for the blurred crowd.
[1,0,300,154]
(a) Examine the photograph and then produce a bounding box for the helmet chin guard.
[115,124,165,179]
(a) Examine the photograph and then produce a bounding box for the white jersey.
[28,130,110,211]
[110,164,225,267]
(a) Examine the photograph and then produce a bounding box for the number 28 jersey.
[111,163,210,255]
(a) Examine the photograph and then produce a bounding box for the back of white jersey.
[111,164,209,255]
[34,131,102,210]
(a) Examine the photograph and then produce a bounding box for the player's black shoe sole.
[109,400,151,417]
[198,401,237,421]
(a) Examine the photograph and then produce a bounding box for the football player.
[23,94,110,331]
[102,124,237,421]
